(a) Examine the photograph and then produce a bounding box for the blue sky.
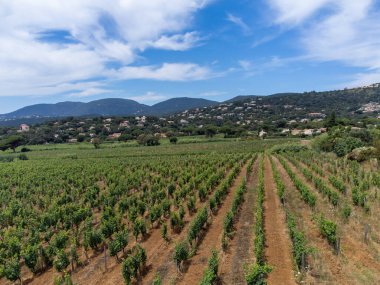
[1,0,380,113]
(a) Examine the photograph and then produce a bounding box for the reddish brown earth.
[286,157,380,285]
[272,156,335,284]
[263,156,296,285]
[175,163,249,285]
[219,158,259,284]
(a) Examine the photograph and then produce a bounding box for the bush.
[170,137,178,144]
[333,137,364,157]
[173,242,189,272]
[0,156,14,163]
[54,250,69,272]
[18,154,28,160]
[342,204,351,219]
[244,263,272,285]
[137,134,160,146]
[20,147,31,152]
[347,147,376,162]
[319,217,337,246]
[199,250,219,285]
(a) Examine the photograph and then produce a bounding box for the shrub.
[244,263,272,285]
[333,137,363,157]
[173,242,189,272]
[319,217,337,246]
[199,250,219,285]
[54,250,69,273]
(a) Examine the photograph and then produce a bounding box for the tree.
[92,138,101,149]
[137,134,160,146]
[205,125,217,138]
[0,135,25,152]
[325,111,337,129]
[169,137,178,144]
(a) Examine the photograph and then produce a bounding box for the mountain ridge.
[1,97,217,120]
[2,83,380,125]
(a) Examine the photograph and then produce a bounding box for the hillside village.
[3,83,380,145]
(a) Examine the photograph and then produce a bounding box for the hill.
[0,97,217,123]
[2,83,380,127]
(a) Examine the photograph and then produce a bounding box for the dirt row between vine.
[175,162,250,285]
[296,157,380,256]
[272,156,338,284]
[263,156,296,285]
[218,157,259,284]
[284,156,380,285]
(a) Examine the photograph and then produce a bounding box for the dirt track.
[264,156,296,285]
[219,158,259,284]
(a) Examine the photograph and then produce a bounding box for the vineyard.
[1,140,380,285]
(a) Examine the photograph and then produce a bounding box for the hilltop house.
[19,124,30,132]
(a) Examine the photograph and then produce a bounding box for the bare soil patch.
[263,156,296,285]
[218,158,259,284]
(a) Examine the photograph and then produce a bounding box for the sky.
[1,0,380,113]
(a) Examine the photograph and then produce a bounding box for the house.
[281,128,290,134]
[19,124,30,132]
[119,120,130,128]
[68,138,78,143]
[303,129,314,136]
[291,129,302,136]
[108,133,122,139]
[259,130,267,139]
[308,112,326,118]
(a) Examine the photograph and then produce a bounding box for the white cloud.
[115,63,214,81]
[0,0,213,97]
[226,13,250,34]
[68,88,112,98]
[200,91,226,97]
[238,60,253,71]
[147,32,203,51]
[127,91,168,103]
[267,0,380,85]
[267,0,334,25]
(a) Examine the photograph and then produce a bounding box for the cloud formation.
[267,0,380,85]
[226,13,251,34]
[0,0,212,97]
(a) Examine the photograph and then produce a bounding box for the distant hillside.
[149,97,217,115]
[2,83,380,127]
[0,97,217,122]
[170,84,380,123]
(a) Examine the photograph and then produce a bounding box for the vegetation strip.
[222,155,257,249]
[270,156,310,273]
[277,155,340,252]
[277,155,317,208]
[172,156,250,274]
[244,154,272,285]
